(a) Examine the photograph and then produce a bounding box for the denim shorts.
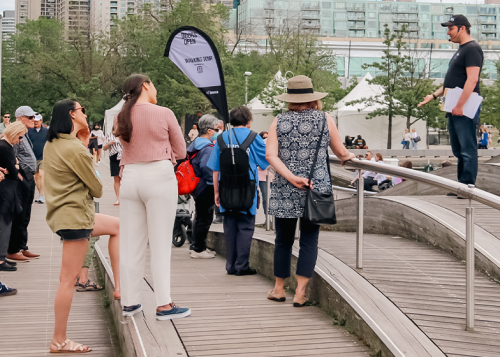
[56,229,93,241]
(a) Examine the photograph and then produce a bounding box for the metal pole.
[356,170,364,269]
[266,171,270,231]
[466,206,475,331]
[245,76,248,105]
[94,201,99,213]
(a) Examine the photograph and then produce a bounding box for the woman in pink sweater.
[115,74,190,320]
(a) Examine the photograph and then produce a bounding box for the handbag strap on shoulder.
[308,112,327,187]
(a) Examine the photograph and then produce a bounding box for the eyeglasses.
[74,107,86,115]
[26,116,35,120]
[211,128,220,132]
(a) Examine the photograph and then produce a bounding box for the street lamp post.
[244,71,252,105]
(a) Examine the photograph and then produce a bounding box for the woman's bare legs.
[97,148,102,163]
[295,275,309,297]
[273,277,286,294]
[113,176,121,202]
[91,148,97,164]
[93,213,120,298]
[51,239,91,352]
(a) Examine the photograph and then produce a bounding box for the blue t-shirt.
[480,132,489,146]
[207,128,269,215]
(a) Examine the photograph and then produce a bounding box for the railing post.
[266,171,271,231]
[94,201,99,214]
[466,206,475,331]
[356,170,364,269]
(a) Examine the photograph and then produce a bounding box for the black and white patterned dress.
[268,109,331,219]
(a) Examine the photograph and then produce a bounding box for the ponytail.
[115,74,151,143]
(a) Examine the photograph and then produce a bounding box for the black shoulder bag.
[303,113,337,225]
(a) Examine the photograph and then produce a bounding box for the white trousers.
[120,160,177,307]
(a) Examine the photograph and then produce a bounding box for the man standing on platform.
[418,15,483,193]
[6,106,41,263]
[28,114,48,204]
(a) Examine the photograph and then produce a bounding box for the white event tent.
[247,71,285,133]
[104,99,124,135]
[331,73,427,150]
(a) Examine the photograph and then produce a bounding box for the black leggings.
[192,185,215,253]
[274,217,320,279]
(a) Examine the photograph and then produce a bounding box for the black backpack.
[217,129,258,212]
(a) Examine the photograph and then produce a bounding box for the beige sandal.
[50,339,92,353]
[293,294,309,307]
[267,289,286,302]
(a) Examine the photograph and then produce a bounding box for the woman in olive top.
[44,99,120,353]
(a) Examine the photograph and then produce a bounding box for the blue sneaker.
[156,303,191,320]
[0,282,17,297]
[122,304,142,317]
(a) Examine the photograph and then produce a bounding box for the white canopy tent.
[104,99,124,135]
[247,71,285,133]
[331,73,427,150]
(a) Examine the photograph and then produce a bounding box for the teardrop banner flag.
[164,26,229,123]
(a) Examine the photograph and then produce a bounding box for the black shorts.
[56,229,93,241]
[88,138,98,152]
[110,154,121,176]
[98,144,103,149]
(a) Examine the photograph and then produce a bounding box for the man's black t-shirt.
[356,139,366,147]
[443,40,483,94]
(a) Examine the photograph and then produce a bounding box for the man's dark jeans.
[448,108,480,185]
[8,168,35,254]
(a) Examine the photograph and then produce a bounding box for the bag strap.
[232,129,257,181]
[217,133,227,151]
[308,112,327,187]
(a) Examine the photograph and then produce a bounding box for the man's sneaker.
[0,282,17,297]
[190,250,215,259]
[21,250,40,259]
[156,303,191,320]
[122,304,142,317]
[0,262,17,271]
[38,195,45,204]
[6,252,30,263]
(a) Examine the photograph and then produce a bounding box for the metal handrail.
[329,156,500,211]
[328,155,500,331]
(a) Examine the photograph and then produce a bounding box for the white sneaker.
[38,195,45,204]
[190,250,216,259]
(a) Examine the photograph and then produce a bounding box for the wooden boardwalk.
[317,230,500,357]
[0,190,116,356]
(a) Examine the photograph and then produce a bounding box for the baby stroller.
[172,195,194,247]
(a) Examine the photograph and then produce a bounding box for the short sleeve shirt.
[443,40,483,94]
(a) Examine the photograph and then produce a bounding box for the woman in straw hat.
[266,75,355,307]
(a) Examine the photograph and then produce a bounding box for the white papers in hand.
[443,87,483,119]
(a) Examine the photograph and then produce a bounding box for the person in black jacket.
[0,122,28,272]
[186,114,219,259]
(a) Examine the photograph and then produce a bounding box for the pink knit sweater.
[116,103,186,166]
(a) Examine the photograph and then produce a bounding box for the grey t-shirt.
[14,134,36,173]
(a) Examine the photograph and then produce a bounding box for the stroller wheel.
[172,225,188,247]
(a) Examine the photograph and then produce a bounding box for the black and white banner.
[165,26,229,123]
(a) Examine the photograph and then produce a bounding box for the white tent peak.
[104,99,124,134]
[247,70,285,111]
[336,73,385,111]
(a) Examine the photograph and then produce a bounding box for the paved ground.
[0,188,116,356]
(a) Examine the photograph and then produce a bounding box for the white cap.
[34,114,43,121]
[15,106,38,118]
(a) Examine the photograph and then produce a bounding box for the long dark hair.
[115,74,151,143]
[47,99,77,142]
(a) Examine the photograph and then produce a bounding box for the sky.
[0,0,488,17]
[0,0,15,15]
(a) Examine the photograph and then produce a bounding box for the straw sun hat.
[274,75,328,103]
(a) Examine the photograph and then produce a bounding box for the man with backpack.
[186,114,219,259]
[208,106,269,276]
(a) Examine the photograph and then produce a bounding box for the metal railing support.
[94,201,99,213]
[356,170,364,269]
[266,172,271,231]
[466,206,475,331]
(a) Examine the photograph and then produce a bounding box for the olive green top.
[44,133,103,233]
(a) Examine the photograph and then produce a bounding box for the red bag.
[176,153,200,196]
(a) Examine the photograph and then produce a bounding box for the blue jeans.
[403,141,410,149]
[448,108,480,185]
[274,217,320,279]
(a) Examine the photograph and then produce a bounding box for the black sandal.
[76,279,103,292]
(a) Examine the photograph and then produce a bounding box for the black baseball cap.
[441,14,471,28]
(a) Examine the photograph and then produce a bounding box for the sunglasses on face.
[74,107,86,115]
[3,116,10,119]
[211,128,220,132]
[26,116,35,120]
[19,136,24,140]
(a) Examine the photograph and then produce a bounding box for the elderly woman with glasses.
[186,114,220,259]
